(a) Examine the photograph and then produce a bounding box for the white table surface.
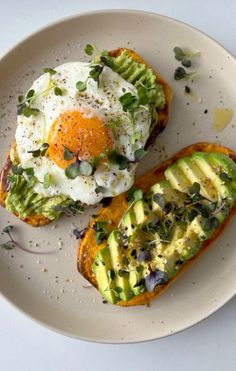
[0,1,236,370]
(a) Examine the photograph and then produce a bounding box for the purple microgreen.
[1,225,54,254]
[137,249,152,262]
[144,270,168,292]
[73,227,87,239]
[153,193,165,209]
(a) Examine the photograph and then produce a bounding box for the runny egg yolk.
[47,111,113,169]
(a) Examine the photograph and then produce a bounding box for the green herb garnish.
[28,143,49,157]
[134,147,147,161]
[219,172,232,182]
[95,185,106,194]
[107,269,115,280]
[174,67,196,81]
[93,221,108,245]
[1,225,49,254]
[63,146,75,161]
[118,269,129,278]
[173,47,199,68]
[119,92,139,113]
[65,159,93,179]
[127,187,143,203]
[84,44,94,56]
[54,87,63,96]
[76,81,87,92]
[43,67,57,75]
[108,150,130,170]
[89,64,104,86]
[18,95,24,103]
[188,182,202,202]
[137,85,149,105]
[11,165,23,175]
[17,89,38,117]
[26,89,35,99]
[22,106,40,117]
[203,217,219,231]
[100,55,116,69]
[65,161,81,179]
[79,161,93,176]
[24,168,34,177]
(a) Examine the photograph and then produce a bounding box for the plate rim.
[0,8,236,344]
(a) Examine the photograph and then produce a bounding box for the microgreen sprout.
[173,47,199,68]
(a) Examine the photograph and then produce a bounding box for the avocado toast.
[77,142,236,306]
[0,48,172,227]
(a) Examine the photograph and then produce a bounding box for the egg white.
[15,62,151,204]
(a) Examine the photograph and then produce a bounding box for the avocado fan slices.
[92,151,236,304]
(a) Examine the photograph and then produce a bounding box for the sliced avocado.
[93,248,117,304]
[93,150,236,303]
[162,226,185,273]
[150,179,186,211]
[108,231,133,301]
[165,164,191,193]
[175,215,207,260]
[129,267,145,296]
[208,153,236,201]
[192,152,232,200]
[133,200,150,224]
[6,174,72,220]
[122,211,136,237]
[177,157,218,201]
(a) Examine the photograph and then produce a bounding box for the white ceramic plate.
[0,10,236,343]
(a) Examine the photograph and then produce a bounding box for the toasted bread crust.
[77,142,236,306]
[0,48,172,227]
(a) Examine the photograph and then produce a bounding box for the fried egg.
[15,62,152,205]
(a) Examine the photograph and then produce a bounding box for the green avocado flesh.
[112,50,165,110]
[5,174,76,220]
[93,152,236,304]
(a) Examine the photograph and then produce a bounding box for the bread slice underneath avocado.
[0,48,172,227]
[77,142,236,306]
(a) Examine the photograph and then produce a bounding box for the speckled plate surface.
[0,10,236,343]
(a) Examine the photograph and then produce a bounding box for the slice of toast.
[0,48,172,227]
[77,142,236,306]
